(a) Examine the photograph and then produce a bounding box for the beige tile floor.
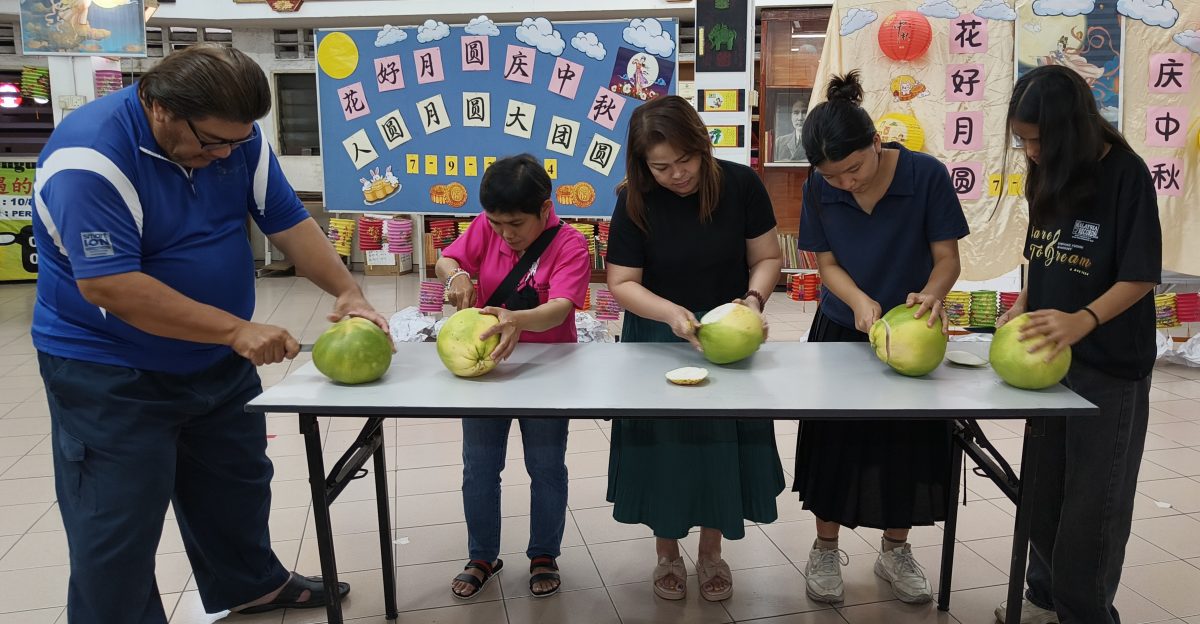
[0,275,1198,624]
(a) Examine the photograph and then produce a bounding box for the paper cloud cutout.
[572,32,607,60]
[375,25,408,47]
[1116,0,1179,28]
[464,15,500,37]
[1024,22,1044,32]
[841,8,879,36]
[1174,29,1200,54]
[1032,0,1095,17]
[919,0,961,19]
[516,17,566,56]
[622,18,675,58]
[975,0,1018,21]
[416,19,450,43]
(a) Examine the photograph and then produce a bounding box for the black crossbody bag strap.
[484,224,563,308]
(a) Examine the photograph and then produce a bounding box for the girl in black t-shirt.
[996,65,1161,624]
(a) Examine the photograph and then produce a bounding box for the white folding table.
[247,341,1097,624]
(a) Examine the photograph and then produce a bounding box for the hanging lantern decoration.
[0,83,22,109]
[876,111,925,152]
[878,11,933,62]
[20,66,50,105]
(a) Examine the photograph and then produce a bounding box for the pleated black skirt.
[791,308,952,529]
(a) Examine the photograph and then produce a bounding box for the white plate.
[945,350,988,367]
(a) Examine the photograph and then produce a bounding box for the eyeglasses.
[185,119,258,152]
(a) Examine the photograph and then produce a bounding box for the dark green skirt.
[606,312,785,540]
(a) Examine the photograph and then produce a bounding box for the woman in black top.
[605,95,785,602]
[995,65,1161,624]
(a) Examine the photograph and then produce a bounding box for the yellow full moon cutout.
[317,32,359,80]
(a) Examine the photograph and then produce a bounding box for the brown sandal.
[652,556,687,600]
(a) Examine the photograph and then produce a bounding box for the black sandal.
[529,555,561,598]
[451,559,503,599]
[234,573,350,614]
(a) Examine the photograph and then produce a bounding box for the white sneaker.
[994,599,1059,624]
[804,547,848,603]
[874,544,933,603]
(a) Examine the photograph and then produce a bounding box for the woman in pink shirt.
[434,154,591,600]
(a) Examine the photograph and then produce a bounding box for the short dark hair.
[802,71,877,166]
[1008,65,1131,225]
[478,154,551,216]
[137,44,271,123]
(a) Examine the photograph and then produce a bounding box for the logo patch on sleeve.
[81,232,115,258]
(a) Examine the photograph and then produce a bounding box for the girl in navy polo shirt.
[995,65,1161,624]
[793,71,969,605]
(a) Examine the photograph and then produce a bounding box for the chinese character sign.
[950,14,987,54]
[314,19,677,217]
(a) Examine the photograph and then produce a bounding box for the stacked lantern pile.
[785,273,821,301]
[428,219,459,250]
[419,281,445,314]
[596,221,610,267]
[1176,293,1199,324]
[385,218,414,255]
[969,291,997,328]
[787,274,803,301]
[327,218,356,257]
[944,291,970,327]
[1155,293,1178,329]
[998,292,1020,317]
[594,289,621,320]
[577,287,592,311]
[357,215,384,252]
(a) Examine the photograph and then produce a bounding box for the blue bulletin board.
[315,17,678,217]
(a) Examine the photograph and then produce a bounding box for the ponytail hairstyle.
[801,71,878,167]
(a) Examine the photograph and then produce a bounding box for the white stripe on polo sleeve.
[34,147,144,256]
[253,124,269,217]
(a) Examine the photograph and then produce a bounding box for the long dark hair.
[622,95,722,232]
[802,71,877,167]
[1008,65,1130,225]
[479,154,550,216]
[138,44,271,123]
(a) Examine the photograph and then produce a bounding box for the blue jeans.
[1024,359,1151,624]
[39,352,291,624]
[462,418,569,562]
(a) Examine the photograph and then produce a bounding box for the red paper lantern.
[877,11,933,62]
[0,83,21,109]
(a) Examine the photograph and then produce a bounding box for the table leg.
[373,431,398,619]
[938,441,964,611]
[301,414,344,624]
[1005,417,1044,624]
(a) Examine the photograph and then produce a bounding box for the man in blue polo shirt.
[32,45,386,622]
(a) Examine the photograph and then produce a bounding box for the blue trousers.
[462,418,569,562]
[39,352,291,624]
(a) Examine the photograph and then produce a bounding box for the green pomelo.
[697,303,764,365]
[868,304,947,377]
[312,317,392,384]
[437,308,502,378]
[989,313,1071,390]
